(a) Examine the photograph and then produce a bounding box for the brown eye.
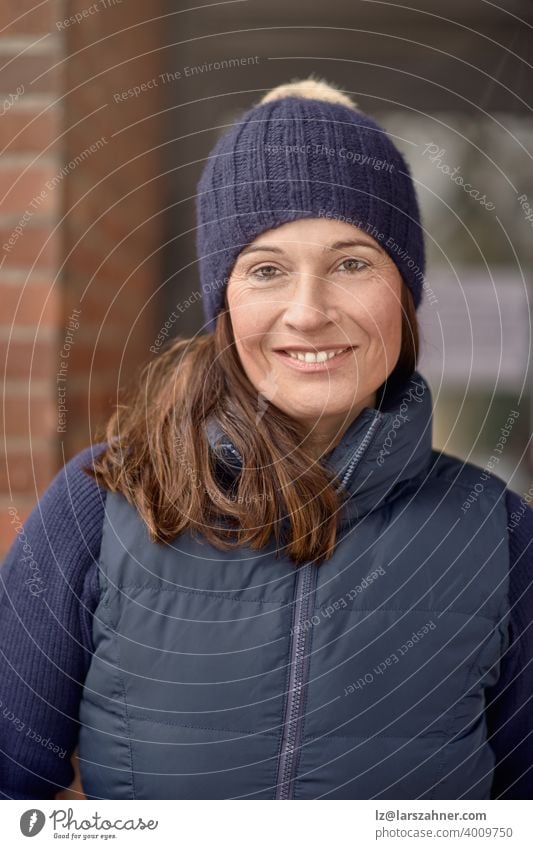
[251,265,280,279]
[338,258,369,273]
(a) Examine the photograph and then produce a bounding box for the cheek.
[231,312,268,356]
[381,301,403,350]
[228,298,271,380]
[227,284,273,341]
[364,278,403,352]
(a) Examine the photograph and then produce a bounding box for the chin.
[284,402,352,421]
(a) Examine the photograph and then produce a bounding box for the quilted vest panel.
[78,453,510,800]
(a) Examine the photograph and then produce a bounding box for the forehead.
[239,217,383,255]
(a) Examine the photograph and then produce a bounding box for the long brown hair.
[84,283,419,565]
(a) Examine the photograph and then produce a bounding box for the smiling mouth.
[275,346,356,363]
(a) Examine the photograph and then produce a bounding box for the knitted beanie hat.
[195,76,425,333]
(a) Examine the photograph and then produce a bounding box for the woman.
[1,77,532,801]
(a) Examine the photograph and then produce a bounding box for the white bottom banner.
[2,800,531,848]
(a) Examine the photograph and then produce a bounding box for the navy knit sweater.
[1,442,532,800]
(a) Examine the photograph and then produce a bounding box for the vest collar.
[205,369,434,515]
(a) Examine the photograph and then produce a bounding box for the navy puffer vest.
[78,371,510,799]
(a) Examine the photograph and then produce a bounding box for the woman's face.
[226,217,404,448]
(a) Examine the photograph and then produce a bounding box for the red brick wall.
[1,0,164,556]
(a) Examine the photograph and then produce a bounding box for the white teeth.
[287,348,349,363]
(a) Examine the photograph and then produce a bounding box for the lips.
[274,345,356,353]
[271,345,357,372]
[284,347,350,362]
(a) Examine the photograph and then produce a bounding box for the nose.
[281,272,341,332]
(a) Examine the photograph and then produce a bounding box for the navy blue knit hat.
[195,77,425,333]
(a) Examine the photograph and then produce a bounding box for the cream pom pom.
[258,75,358,110]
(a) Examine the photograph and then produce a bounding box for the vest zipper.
[274,410,384,799]
[337,410,384,492]
[275,559,317,799]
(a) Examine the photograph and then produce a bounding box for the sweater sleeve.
[0,443,107,800]
[485,487,533,799]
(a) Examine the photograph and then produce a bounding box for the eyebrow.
[237,238,383,258]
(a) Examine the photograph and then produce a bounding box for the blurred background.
[1,0,532,557]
